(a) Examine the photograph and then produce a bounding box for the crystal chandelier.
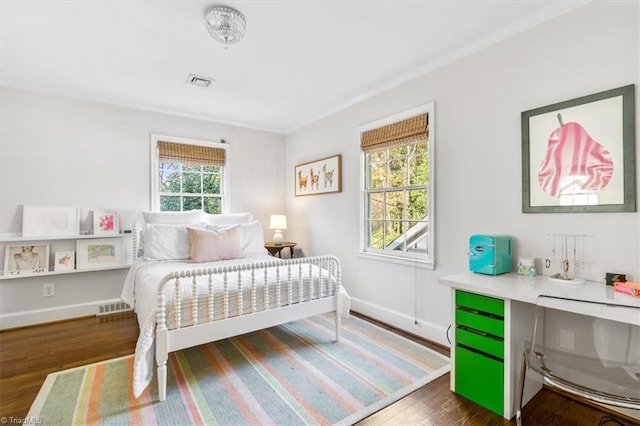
[204,5,246,47]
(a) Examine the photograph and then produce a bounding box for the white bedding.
[121,254,350,397]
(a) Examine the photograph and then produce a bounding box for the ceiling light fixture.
[203,5,246,47]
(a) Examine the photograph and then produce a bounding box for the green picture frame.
[521,84,636,213]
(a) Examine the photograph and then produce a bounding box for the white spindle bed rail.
[154,255,343,401]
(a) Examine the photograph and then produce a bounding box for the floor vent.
[98,301,132,315]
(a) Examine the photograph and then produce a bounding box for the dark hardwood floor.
[0,311,637,425]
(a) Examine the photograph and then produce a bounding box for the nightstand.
[264,242,297,258]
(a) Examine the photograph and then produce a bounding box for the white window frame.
[150,134,231,212]
[358,103,435,270]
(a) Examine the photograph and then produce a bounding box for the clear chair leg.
[516,350,528,426]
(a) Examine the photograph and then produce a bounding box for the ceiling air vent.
[186,73,214,88]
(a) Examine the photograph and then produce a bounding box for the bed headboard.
[130,210,259,261]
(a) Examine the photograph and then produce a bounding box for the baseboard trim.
[350,297,451,348]
[0,298,125,330]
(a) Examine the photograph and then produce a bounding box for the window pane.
[408,189,428,219]
[204,197,222,214]
[389,159,407,187]
[159,163,181,193]
[203,173,221,193]
[370,151,387,162]
[203,165,221,174]
[369,161,387,189]
[413,143,427,155]
[182,172,202,193]
[183,197,202,211]
[160,196,181,211]
[369,220,384,249]
[388,145,407,159]
[408,221,429,254]
[385,221,403,248]
[386,191,404,220]
[409,153,428,185]
[183,164,200,172]
[369,193,385,220]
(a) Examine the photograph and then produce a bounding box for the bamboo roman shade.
[360,113,428,153]
[157,141,226,166]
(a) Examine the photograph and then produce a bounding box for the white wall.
[285,1,640,346]
[0,87,285,328]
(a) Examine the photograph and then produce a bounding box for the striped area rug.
[28,313,450,425]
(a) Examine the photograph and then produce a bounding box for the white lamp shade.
[269,215,287,230]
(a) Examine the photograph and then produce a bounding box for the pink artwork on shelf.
[93,210,118,235]
[537,114,614,198]
[99,214,114,231]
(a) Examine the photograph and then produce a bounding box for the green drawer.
[456,326,503,359]
[455,345,504,416]
[455,309,504,338]
[456,290,504,317]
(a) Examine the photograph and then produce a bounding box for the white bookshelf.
[0,233,133,280]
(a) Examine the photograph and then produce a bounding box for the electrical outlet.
[559,328,575,351]
[43,283,55,297]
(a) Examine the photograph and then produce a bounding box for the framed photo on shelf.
[22,205,80,237]
[76,238,123,270]
[92,210,119,236]
[522,84,636,213]
[295,154,342,196]
[3,244,49,276]
[54,251,75,272]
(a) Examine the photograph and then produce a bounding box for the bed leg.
[156,326,168,401]
[335,313,342,342]
[158,360,167,401]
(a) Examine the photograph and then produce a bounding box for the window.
[150,135,230,213]
[359,104,434,267]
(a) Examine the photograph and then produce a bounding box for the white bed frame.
[153,255,343,401]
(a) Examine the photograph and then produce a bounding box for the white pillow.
[136,211,204,259]
[207,220,266,256]
[144,222,205,261]
[240,221,267,256]
[187,225,243,262]
[142,210,203,225]
[203,212,253,225]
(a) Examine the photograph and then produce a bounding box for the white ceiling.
[0,1,586,134]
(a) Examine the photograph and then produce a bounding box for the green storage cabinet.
[454,290,505,416]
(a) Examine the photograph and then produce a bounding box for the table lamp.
[269,215,287,245]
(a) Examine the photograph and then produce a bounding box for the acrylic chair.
[516,295,640,426]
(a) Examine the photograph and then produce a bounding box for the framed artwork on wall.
[54,251,75,272]
[3,244,49,276]
[521,84,636,213]
[295,154,342,196]
[76,238,123,270]
[22,205,80,237]
[92,210,119,236]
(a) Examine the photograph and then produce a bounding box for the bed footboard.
[155,255,343,401]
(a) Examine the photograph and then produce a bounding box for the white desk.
[439,272,640,420]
